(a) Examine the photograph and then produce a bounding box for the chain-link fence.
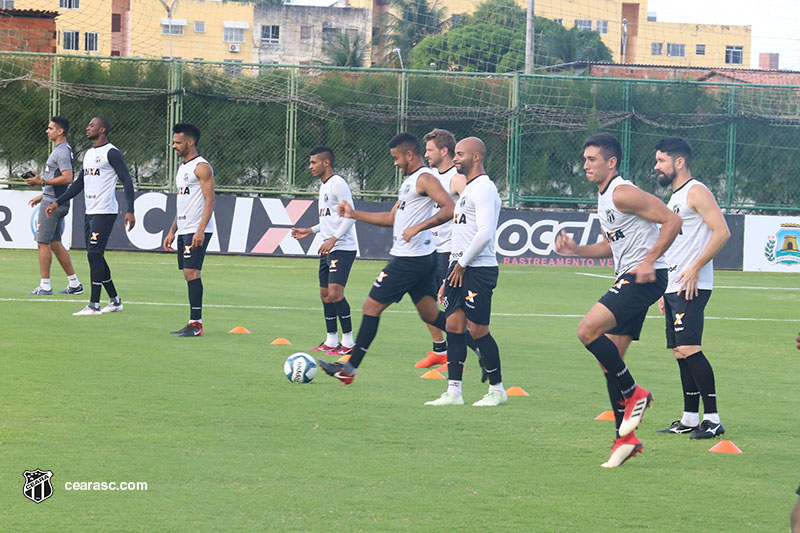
[1,51,799,212]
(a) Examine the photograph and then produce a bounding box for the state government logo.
[764,223,800,265]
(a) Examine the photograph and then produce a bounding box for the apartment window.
[111,50,120,57]
[161,24,184,35]
[223,59,242,77]
[194,21,205,33]
[260,25,279,44]
[224,27,245,43]
[85,32,98,52]
[575,19,592,31]
[322,27,341,43]
[553,18,563,25]
[696,44,706,55]
[725,45,743,65]
[651,42,663,56]
[60,0,80,8]
[300,26,312,39]
[596,20,608,34]
[62,30,79,50]
[667,43,685,57]
[346,29,358,42]
[111,13,121,33]
[1,0,15,8]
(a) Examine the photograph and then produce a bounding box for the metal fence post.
[507,73,520,206]
[166,59,182,190]
[621,80,631,178]
[725,86,737,210]
[284,66,298,191]
[396,71,408,189]
[48,56,60,154]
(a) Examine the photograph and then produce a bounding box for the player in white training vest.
[47,116,136,316]
[163,123,216,338]
[318,132,455,385]
[555,133,681,468]
[652,137,730,439]
[424,137,505,407]
[292,146,358,356]
[415,128,468,369]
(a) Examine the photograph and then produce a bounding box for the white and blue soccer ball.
[284,352,317,383]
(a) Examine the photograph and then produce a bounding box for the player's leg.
[325,250,357,354]
[314,256,339,350]
[74,215,104,314]
[30,199,57,294]
[417,252,450,368]
[425,305,466,406]
[51,241,82,294]
[171,233,212,336]
[89,214,122,313]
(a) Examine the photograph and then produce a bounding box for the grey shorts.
[37,197,69,244]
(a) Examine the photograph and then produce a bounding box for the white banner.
[0,191,72,249]
[743,215,800,272]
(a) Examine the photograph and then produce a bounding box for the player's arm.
[555,230,612,258]
[108,148,136,231]
[190,162,215,249]
[318,180,357,255]
[46,170,85,217]
[677,185,731,299]
[28,194,43,207]
[614,184,682,283]
[450,173,467,196]
[448,183,495,287]
[164,216,178,252]
[401,173,454,241]
[338,200,396,227]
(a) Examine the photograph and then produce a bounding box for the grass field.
[1,248,798,531]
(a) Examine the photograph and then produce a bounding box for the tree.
[323,32,367,68]
[381,0,448,66]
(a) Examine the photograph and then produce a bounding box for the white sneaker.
[100,301,123,313]
[73,305,101,316]
[424,391,464,406]
[472,389,508,406]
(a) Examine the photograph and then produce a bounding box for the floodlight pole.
[621,18,628,64]
[392,48,404,70]
[525,0,534,74]
[158,0,179,59]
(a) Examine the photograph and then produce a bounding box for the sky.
[648,0,800,70]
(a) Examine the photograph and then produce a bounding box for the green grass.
[1,249,798,531]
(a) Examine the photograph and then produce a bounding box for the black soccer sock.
[87,251,104,303]
[445,331,467,381]
[677,358,700,413]
[685,350,717,414]
[605,372,625,433]
[465,332,478,353]
[427,311,447,331]
[585,335,636,398]
[188,278,203,321]
[323,302,338,334]
[433,340,447,353]
[100,257,118,300]
[348,314,380,369]
[333,298,352,334]
[474,333,502,385]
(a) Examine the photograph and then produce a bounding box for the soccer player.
[424,137,505,407]
[792,483,800,533]
[163,123,215,337]
[653,137,730,439]
[25,116,83,295]
[415,128,466,369]
[46,116,135,316]
[317,132,455,385]
[555,132,681,468]
[291,146,357,355]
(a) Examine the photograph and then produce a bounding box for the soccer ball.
[284,352,317,383]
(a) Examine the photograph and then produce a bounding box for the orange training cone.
[505,386,529,397]
[270,337,292,345]
[594,410,616,421]
[337,354,351,363]
[229,326,251,334]
[709,440,742,454]
[421,370,445,379]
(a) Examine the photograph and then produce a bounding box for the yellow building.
[14,0,116,56]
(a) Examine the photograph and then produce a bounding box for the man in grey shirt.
[25,116,82,295]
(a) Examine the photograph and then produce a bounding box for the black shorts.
[434,251,450,288]
[318,249,357,287]
[663,290,711,348]
[599,269,667,341]
[84,213,117,255]
[443,264,498,326]
[177,233,212,270]
[368,254,438,304]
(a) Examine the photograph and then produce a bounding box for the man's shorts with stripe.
[318,249,356,288]
[177,233,212,271]
[368,254,438,304]
[663,289,711,348]
[443,264,498,326]
[84,213,117,255]
[599,269,667,340]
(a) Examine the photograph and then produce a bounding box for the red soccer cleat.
[415,351,447,368]
[601,433,643,468]
[619,385,652,437]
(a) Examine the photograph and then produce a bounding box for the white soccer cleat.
[100,301,123,313]
[472,389,508,407]
[424,391,464,406]
[601,433,643,468]
[73,305,101,316]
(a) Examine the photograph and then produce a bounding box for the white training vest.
[450,174,500,267]
[318,174,357,251]
[598,176,667,276]
[390,166,436,257]
[176,156,216,234]
[431,165,459,253]
[82,143,122,215]
[665,179,714,293]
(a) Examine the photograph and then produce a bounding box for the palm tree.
[381,0,448,65]
[323,32,367,68]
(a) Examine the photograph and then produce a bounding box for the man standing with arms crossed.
[653,137,730,439]
[163,123,215,337]
[555,133,681,467]
[425,137,505,406]
[25,116,83,296]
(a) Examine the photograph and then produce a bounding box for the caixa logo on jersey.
[495,213,604,257]
[23,469,54,503]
